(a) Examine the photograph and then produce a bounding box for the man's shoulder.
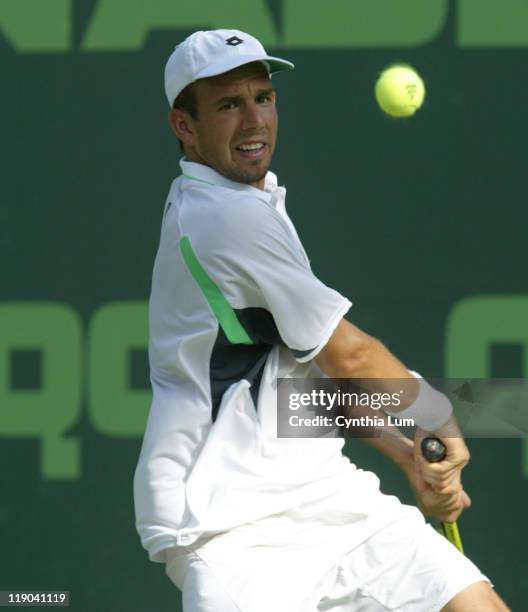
[182,178,269,210]
[180,184,280,244]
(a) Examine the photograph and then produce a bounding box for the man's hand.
[408,419,472,522]
[404,456,471,523]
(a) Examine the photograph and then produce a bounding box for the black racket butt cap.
[421,437,447,462]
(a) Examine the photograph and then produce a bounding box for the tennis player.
[134,29,509,611]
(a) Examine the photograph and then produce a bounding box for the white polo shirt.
[134,159,353,563]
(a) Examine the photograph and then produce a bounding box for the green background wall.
[1,1,526,609]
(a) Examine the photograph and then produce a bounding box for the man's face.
[174,63,278,189]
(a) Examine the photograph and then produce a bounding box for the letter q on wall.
[0,301,150,480]
[0,303,82,479]
[88,301,149,437]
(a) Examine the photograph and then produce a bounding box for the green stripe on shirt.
[179,235,253,345]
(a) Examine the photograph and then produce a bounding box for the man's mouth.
[235,142,267,158]
[236,142,265,151]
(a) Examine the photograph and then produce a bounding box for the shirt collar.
[179,158,278,205]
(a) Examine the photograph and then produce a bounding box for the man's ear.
[168,108,196,147]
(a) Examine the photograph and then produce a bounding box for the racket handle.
[421,436,446,462]
[421,436,465,554]
[440,521,464,554]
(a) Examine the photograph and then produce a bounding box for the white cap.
[164,29,294,106]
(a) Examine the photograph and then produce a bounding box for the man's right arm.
[314,318,411,380]
[314,318,471,522]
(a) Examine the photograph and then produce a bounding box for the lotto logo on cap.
[164,29,294,106]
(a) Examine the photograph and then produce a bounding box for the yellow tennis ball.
[375,64,425,118]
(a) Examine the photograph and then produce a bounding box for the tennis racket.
[421,436,464,554]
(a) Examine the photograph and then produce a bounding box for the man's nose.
[241,102,265,130]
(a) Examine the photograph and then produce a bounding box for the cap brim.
[194,53,294,82]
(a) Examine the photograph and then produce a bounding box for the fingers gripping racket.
[421,437,465,554]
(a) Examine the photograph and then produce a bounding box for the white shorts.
[166,512,490,612]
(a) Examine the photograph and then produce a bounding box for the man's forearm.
[315,321,413,381]
[359,426,414,472]
[343,407,414,473]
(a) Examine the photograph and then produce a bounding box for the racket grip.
[421,436,446,462]
[421,436,465,555]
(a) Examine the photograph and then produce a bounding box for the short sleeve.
[183,196,351,362]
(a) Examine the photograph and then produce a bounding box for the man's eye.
[220,101,237,110]
[257,95,272,103]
